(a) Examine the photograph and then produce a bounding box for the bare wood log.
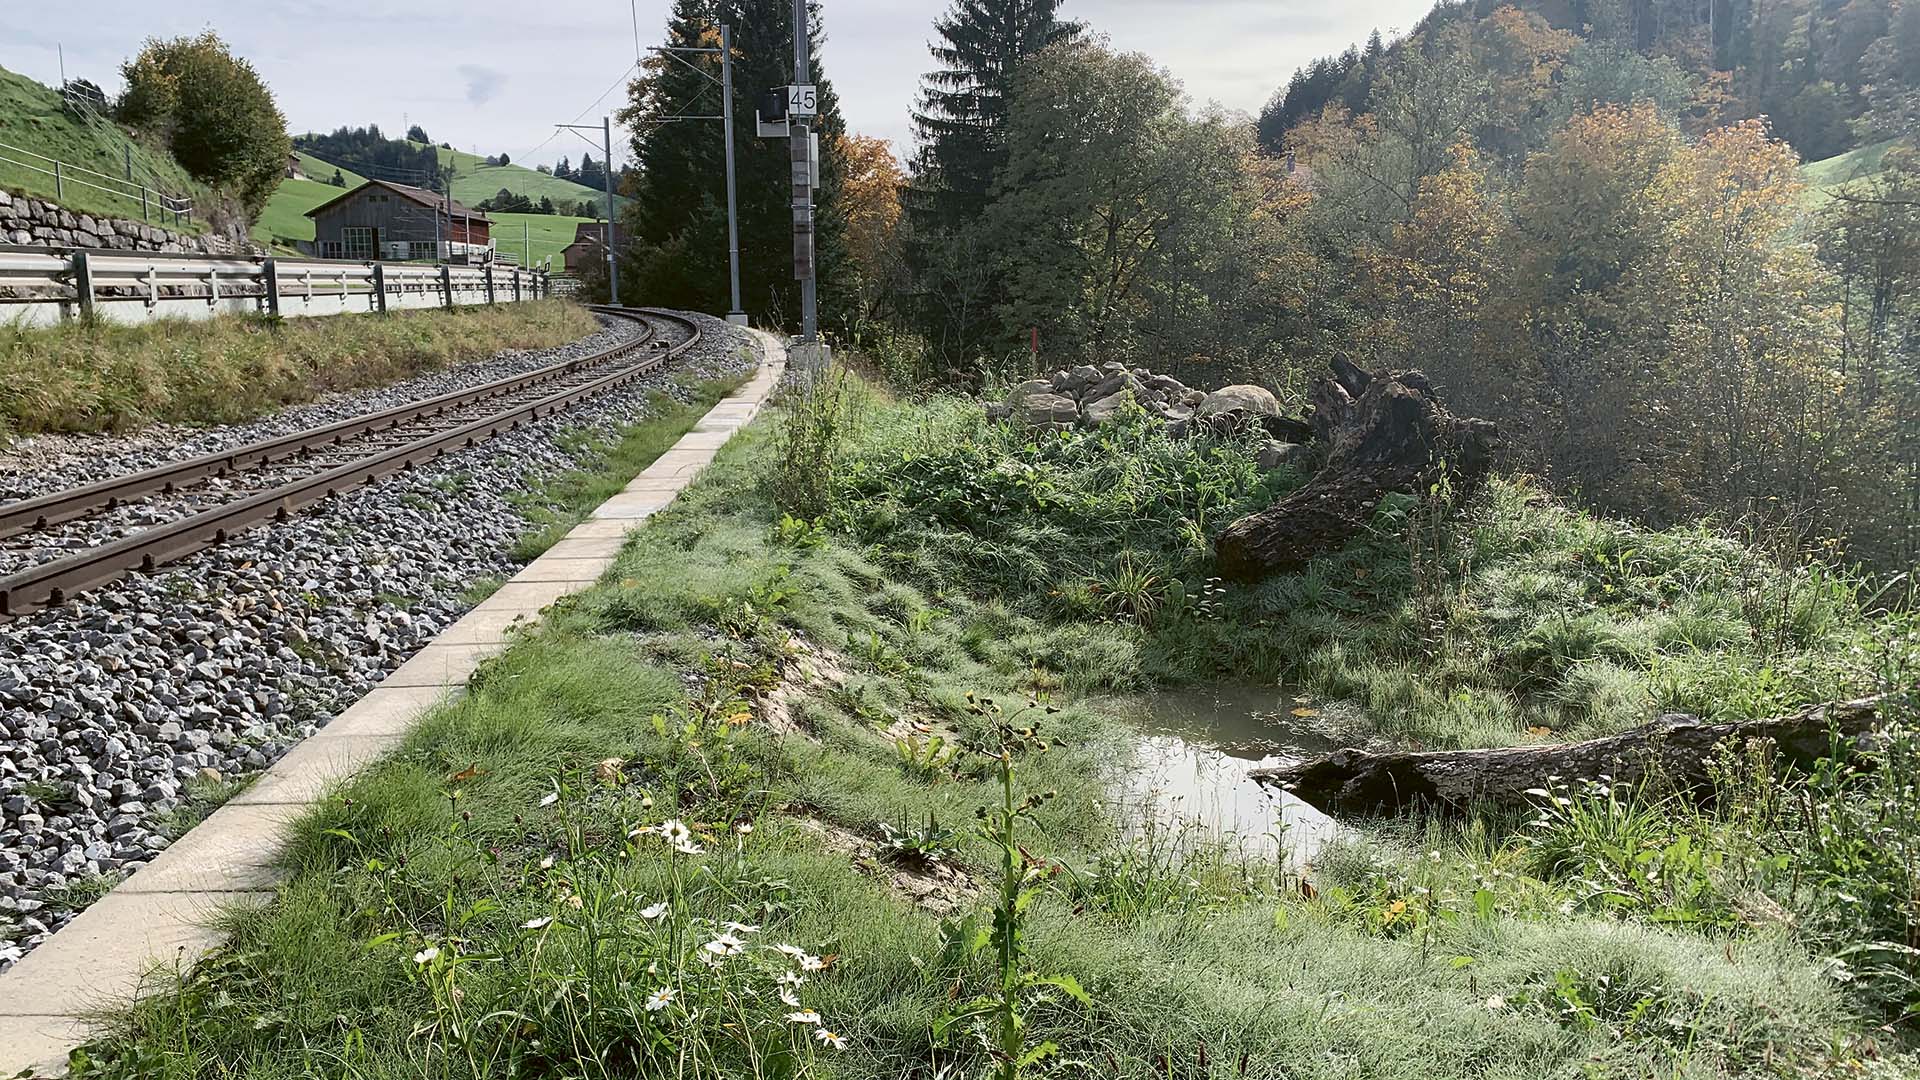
[1250,697,1884,817]
[1214,360,1497,581]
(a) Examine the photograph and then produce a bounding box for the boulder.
[1082,389,1133,425]
[1196,384,1281,419]
[1255,439,1307,470]
[1005,380,1080,427]
[1082,370,1132,403]
[1144,374,1190,398]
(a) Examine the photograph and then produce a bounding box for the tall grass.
[0,300,598,436]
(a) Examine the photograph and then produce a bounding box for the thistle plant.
[935,693,1091,1080]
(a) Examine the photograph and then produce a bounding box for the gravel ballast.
[0,311,759,967]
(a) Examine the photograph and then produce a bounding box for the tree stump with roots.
[1214,357,1498,581]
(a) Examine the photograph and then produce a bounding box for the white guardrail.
[0,245,554,328]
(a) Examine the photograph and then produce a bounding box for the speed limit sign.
[786,84,817,118]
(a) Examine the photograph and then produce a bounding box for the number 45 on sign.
[786,84,817,118]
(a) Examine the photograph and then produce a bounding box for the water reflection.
[1109,685,1340,863]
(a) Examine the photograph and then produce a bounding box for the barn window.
[342,227,374,260]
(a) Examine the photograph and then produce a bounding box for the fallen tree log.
[1250,697,1885,817]
[1214,357,1497,581]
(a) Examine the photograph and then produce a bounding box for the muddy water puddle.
[1107,685,1342,862]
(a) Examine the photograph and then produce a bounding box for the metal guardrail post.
[54,162,63,201]
[512,268,521,303]
[264,257,282,318]
[484,263,495,305]
[440,264,453,309]
[72,251,94,321]
[372,263,388,313]
[141,189,150,222]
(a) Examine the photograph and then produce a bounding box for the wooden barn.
[303,179,494,262]
[561,220,626,274]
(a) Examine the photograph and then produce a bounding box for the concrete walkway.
[0,332,786,1073]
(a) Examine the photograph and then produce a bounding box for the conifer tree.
[910,0,1079,226]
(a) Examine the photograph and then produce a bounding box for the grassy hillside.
[251,175,350,251]
[293,150,361,188]
[430,143,628,210]
[0,64,210,231]
[487,212,594,269]
[1802,137,1900,190]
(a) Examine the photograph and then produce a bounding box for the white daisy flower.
[776,970,807,989]
[640,901,670,920]
[703,932,747,958]
[813,1028,847,1049]
[413,946,439,964]
[522,916,553,930]
[1485,995,1506,1011]
[798,953,826,972]
[779,986,802,1008]
[722,921,760,934]
[644,986,677,1012]
[735,821,753,834]
[659,819,692,844]
[773,944,808,959]
[786,1009,821,1025]
[673,839,705,856]
[538,855,555,870]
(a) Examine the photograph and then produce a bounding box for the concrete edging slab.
[0,329,787,1074]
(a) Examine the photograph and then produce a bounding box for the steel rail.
[0,306,655,537]
[0,307,700,618]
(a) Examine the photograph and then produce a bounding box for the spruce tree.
[910,0,1079,226]
[618,0,852,326]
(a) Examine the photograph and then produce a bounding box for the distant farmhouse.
[303,179,493,262]
[561,220,625,274]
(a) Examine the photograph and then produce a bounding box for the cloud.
[457,64,507,106]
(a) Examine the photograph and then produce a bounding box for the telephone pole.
[602,116,617,304]
[791,0,818,342]
[555,118,622,304]
[720,24,746,324]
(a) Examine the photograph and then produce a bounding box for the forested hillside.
[1259,0,1920,163]
[852,0,1920,583]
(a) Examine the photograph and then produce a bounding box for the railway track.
[0,305,700,619]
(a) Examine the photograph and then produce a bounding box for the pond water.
[1107,685,1342,864]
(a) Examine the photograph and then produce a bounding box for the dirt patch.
[791,814,979,915]
[752,632,850,737]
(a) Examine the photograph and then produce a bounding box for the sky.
[0,0,1437,171]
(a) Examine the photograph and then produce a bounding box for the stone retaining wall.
[0,188,253,256]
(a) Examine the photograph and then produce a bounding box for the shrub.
[118,32,291,217]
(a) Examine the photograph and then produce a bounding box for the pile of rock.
[987,361,1312,468]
